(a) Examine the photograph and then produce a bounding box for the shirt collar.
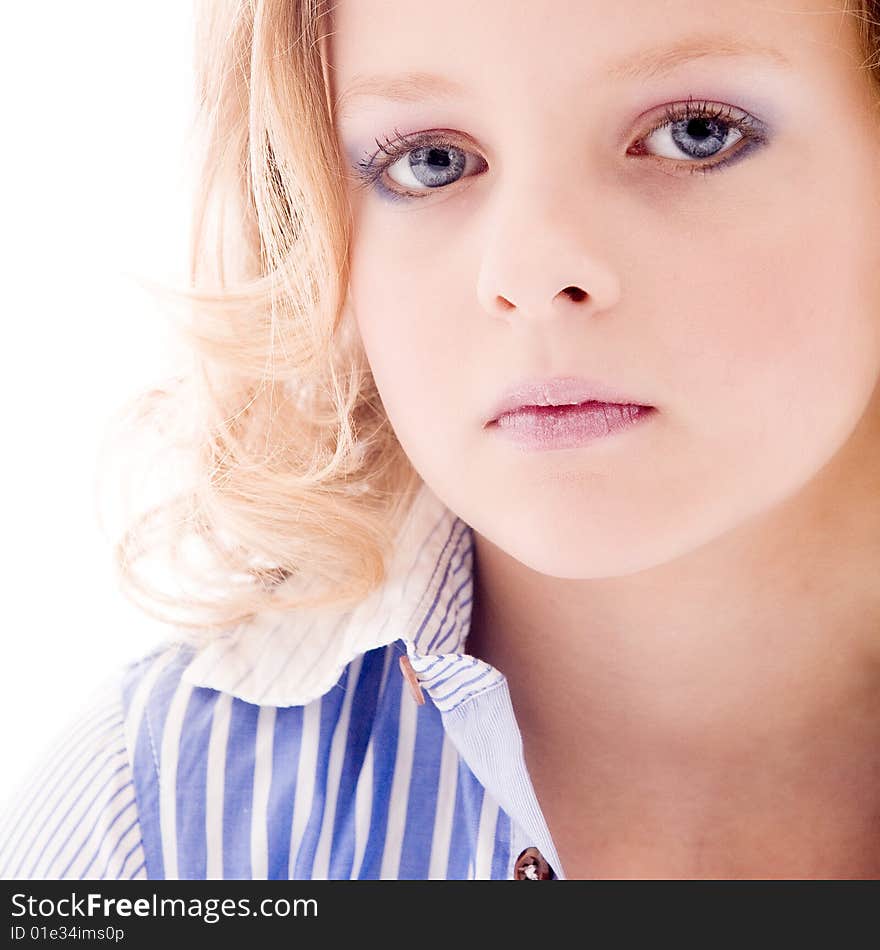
[180,480,505,710]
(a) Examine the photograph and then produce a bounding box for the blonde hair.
[101,0,880,641]
[101,0,421,640]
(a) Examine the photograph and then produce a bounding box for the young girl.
[3,0,880,880]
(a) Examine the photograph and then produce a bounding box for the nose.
[475,176,621,325]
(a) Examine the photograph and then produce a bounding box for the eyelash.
[353,97,767,202]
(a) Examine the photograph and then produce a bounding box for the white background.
[0,3,197,807]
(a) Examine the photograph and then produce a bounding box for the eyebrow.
[334,33,792,116]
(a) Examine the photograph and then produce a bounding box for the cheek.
[659,190,880,460]
[348,228,469,458]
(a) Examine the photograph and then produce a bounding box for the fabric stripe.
[398,703,446,878]
[205,692,233,879]
[491,808,512,879]
[19,736,128,880]
[96,814,140,878]
[426,732,460,879]
[158,675,195,880]
[420,522,471,654]
[426,540,473,655]
[474,791,500,879]
[58,783,134,879]
[445,759,482,880]
[358,649,404,879]
[349,645,397,878]
[222,698,260,878]
[41,762,130,879]
[78,797,139,879]
[250,705,277,879]
[349,739,374,879]
[431,666,500,709]
[266,704,303,879]
[291,668,349,879]
[174,687,220,879]
[328,645,387,879]
[117,831,146,879]
[377,665,420,879]
[288,697,321,878]
[311,655,364,879]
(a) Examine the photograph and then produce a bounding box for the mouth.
[490,399,647,422]
[484,376,654,427]
[487,400,657,451]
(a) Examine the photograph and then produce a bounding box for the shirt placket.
[400,648,565,880]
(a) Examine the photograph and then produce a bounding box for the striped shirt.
[0,481,565,880]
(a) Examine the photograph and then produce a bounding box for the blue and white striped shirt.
[0,482,566,880]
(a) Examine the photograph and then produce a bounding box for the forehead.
[325,0,857,115]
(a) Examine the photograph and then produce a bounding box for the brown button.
[513,846,555,880]
[399,654,425,705]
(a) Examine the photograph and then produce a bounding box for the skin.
[325,0,880,878]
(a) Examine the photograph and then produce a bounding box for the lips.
[485,375,652,426]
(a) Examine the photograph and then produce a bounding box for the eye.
[354,129,487,201]
[387,142,472,189]
[627,98,768,173]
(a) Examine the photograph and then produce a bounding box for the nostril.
[562,286,587,302]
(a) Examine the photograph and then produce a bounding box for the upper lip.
[485,375,653,425]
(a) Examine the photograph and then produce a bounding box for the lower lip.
[488,402,656,450]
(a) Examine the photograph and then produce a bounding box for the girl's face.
[329,0,880,577]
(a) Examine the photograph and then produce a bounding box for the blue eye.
[354,99,768,203]
[355,129,486,203]
[628,98,768,172]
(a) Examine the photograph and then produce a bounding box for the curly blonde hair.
[99,0,880,640]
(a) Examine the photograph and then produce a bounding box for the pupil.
[687,118,713,140]
[426,148,451,168]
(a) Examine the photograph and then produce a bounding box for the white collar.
[180,480,502,710]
